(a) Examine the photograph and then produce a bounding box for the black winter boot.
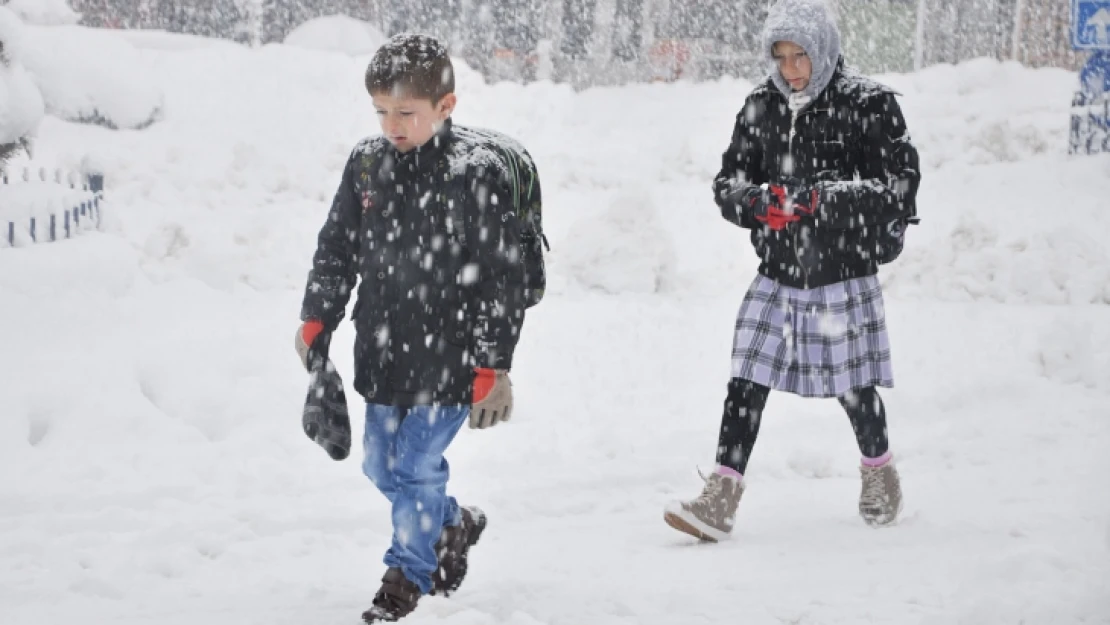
[430,506,487,596]
[361,568,421,623]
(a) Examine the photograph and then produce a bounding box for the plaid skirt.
[730,274,894,398]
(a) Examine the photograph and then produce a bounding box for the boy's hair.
[365,34,455,102]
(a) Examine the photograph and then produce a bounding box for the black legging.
[715,378,890,475]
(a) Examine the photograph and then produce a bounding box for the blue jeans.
[361,404,470,594]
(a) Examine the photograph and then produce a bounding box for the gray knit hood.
[762,0,842,102]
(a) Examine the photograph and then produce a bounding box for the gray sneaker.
[664,471,744,542]
[859,461,903,526]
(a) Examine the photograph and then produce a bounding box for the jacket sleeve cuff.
[299,303,342,332]
[474,337,515,370]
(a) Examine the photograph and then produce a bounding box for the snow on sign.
[1073,0,1110,50]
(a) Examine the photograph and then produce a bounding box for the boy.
[664,0,921,541]
[296,34,543,623]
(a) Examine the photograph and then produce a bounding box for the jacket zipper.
[788,106,809,288]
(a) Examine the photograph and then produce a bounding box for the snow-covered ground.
[1,19,1109,625]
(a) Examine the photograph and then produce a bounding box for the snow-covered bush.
[0,6,44,165]
[20,24,163,130]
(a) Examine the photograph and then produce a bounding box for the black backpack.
[874,215,918,264]
[498,143,547,307]
[453,127,548,308]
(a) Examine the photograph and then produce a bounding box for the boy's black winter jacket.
[714,61,921,289]
[301,119,533,407]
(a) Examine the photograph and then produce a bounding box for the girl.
[664,0,921,542]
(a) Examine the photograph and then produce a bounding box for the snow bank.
[14,46,1098,307]
[20,24,163,130]
[884,210,1110,305]
[283,15,387,57]
[3,0,79,26]
[4,38,1099,307]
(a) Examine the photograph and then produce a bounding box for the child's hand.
[295,320,327,371]
[751,184,799,231]
[470,368,512,429]
[788,188,819,218]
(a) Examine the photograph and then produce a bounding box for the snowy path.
[3,292,1108,624]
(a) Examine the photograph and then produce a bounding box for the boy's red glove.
[295,319,326,371]
[471,368,513,429]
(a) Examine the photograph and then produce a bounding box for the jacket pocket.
[824,227,875,266]
[437,306,474,349]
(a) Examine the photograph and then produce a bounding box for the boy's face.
[773,41,812,92]
[372,91,457,153]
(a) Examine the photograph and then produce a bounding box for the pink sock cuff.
[862,451,893,467]
[716,466,744,481]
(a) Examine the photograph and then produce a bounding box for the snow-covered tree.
[0,6,44,166]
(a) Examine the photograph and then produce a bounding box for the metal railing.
[1,169,105,248]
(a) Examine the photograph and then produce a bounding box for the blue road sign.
[1071,51,1110,155]
[1074,0,1110,50]
[1080,51,1110,95]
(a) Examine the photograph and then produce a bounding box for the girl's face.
[773,41,812,92]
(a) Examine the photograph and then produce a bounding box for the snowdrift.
[283,14,388,57]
